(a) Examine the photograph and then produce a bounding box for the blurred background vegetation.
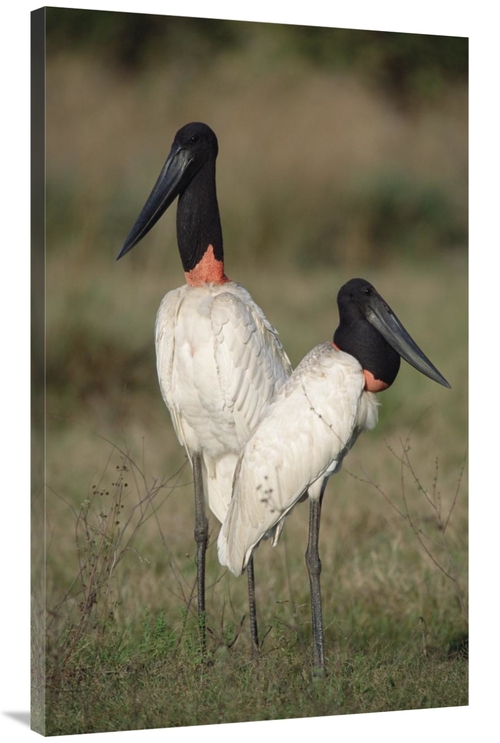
[46,8,467,268]
[39,8,467,733]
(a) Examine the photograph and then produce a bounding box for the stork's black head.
[173,121,219,161]
[117,122,220,261]
[334,278,450,390]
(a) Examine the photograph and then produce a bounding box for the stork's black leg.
[247,555,259,656]
[192,454,208,654]
[305,479,328,675]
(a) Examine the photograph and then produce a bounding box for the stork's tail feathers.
[217,507,285,576]
[217,524,230,570]
[217,517,244,576]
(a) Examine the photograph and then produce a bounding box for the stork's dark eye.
[189,135,199,144]
[364,287,371,295]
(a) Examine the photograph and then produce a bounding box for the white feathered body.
[155,281,292,523]
[218,342,380,575]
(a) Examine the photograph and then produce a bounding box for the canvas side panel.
[31,6,46,736]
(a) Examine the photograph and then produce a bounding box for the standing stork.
[218,278,450,673]
[117,122,292,653]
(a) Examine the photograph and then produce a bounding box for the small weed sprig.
[348,425,468,623]
[75,463,128,622]
[49,441,187,669]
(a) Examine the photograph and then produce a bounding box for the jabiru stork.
[117,122,292,653]
[218,277,450,673]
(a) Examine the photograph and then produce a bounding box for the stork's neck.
[177,157,227,284]
[333,318,400,393]
[184,245,229,286]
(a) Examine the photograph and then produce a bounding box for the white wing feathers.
[154,283,292,523]
[218,343,379,575]
[155,288,185,444]
[210,290,292,442]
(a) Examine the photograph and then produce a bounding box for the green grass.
[36,45,468,736]
[44,620,467,735]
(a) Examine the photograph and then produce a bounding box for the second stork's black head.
[117,122,223,272]
[334,278,451,390]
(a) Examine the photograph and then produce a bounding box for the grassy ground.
[44,635,467,735]
[35,37,468,736]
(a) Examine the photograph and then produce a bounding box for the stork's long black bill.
[116,144,194,260]
[366,296,451,388]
